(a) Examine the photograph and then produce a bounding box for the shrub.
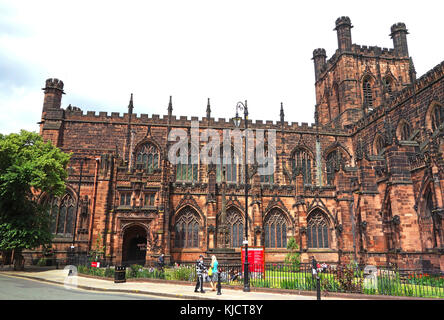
[170,265,194,281]
[104,266,114,278]
[128,264,143,278]
[37,258,46,267]
[284,237,300,269]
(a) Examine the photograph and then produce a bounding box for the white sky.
[0,0,443,135]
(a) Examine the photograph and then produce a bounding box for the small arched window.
[424,189,434,218]
[375,135,385,155]
[307,211,329,249]
[136,143,159,173]
[174,207,200,248]
[264,209,287,248]
[333,83,341,115]
[291,148,312,185]
[400,122,411,141]
[431,105,443,132]
[326,150,340,185]
[384,77,394,98]
[363,78,373,109]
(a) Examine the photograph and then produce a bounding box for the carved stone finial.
[206,98,211,119]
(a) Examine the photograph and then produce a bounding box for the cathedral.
[31,16,443,270]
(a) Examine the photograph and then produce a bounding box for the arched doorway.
[122,224,147,266]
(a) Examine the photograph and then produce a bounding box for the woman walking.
[209,255,219,291]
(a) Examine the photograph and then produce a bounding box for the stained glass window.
[226,208,244,247]
[45,194,76,236]
[291,148,312,185]
[174,207,200,248]
[264,209,287,248]
[307,211,329,248]
[136,143,159,173]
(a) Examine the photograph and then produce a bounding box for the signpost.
[241,246,265,279]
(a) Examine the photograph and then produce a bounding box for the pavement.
[0,266,351,300]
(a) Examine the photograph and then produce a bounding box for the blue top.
[212,261,218,273]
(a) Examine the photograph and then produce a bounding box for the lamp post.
[69,157,89,254]
[232,100,250,292]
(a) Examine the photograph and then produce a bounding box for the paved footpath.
[0,267,351,300]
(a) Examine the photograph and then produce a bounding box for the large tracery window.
[264,209,287,248]
[291,148,312,185]
[174,207,200,248]
[363,78,373,110]
[307,211,329,249]
[46,194,76,236]
[431,105,443,132]
[136,143,159,173]
[226,208,244,247]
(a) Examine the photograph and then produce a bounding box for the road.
[0,274,169,300]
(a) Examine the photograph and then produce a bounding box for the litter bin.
[114,266,126,283]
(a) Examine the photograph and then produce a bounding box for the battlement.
[43,78,64,92]
[313,48,327,58]
[61,99,339,133]
[335,16,352,29]
[390,22,408,35]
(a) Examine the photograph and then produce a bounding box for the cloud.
[0,0,443,136]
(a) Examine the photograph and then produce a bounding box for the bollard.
[217,272,222,295]
[316,275,321,300]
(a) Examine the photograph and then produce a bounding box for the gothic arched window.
[363,78,373,109]
[226,208,244,247]
[333,83,341,115]
[291,148,312,185]
[431,105,443,132]
[425,190,434,218]
[384,77,394,98]
[174,207,200,248]
[136,143,159,173]
[264,209,287,248]
[400,122,411,141]
[375,135,385,155]
[326,150,340,185]
[45,194,76,236]
[307,211,329,249]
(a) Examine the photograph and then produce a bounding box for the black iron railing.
[63,258,444,298]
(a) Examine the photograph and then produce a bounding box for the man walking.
[194,254,207,293]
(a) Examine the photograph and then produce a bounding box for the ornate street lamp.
[232,100,250,292]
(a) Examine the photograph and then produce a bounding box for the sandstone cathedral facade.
[31,17,444,270]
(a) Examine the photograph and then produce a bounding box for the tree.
[284,237,301,269]
[0,130,70,270]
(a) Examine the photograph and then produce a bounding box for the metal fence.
[65,257,444,298]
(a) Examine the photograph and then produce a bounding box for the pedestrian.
[157,253,165,271]
[194,254,207,293]
[311,256,318,276]
[209,255,218,291]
